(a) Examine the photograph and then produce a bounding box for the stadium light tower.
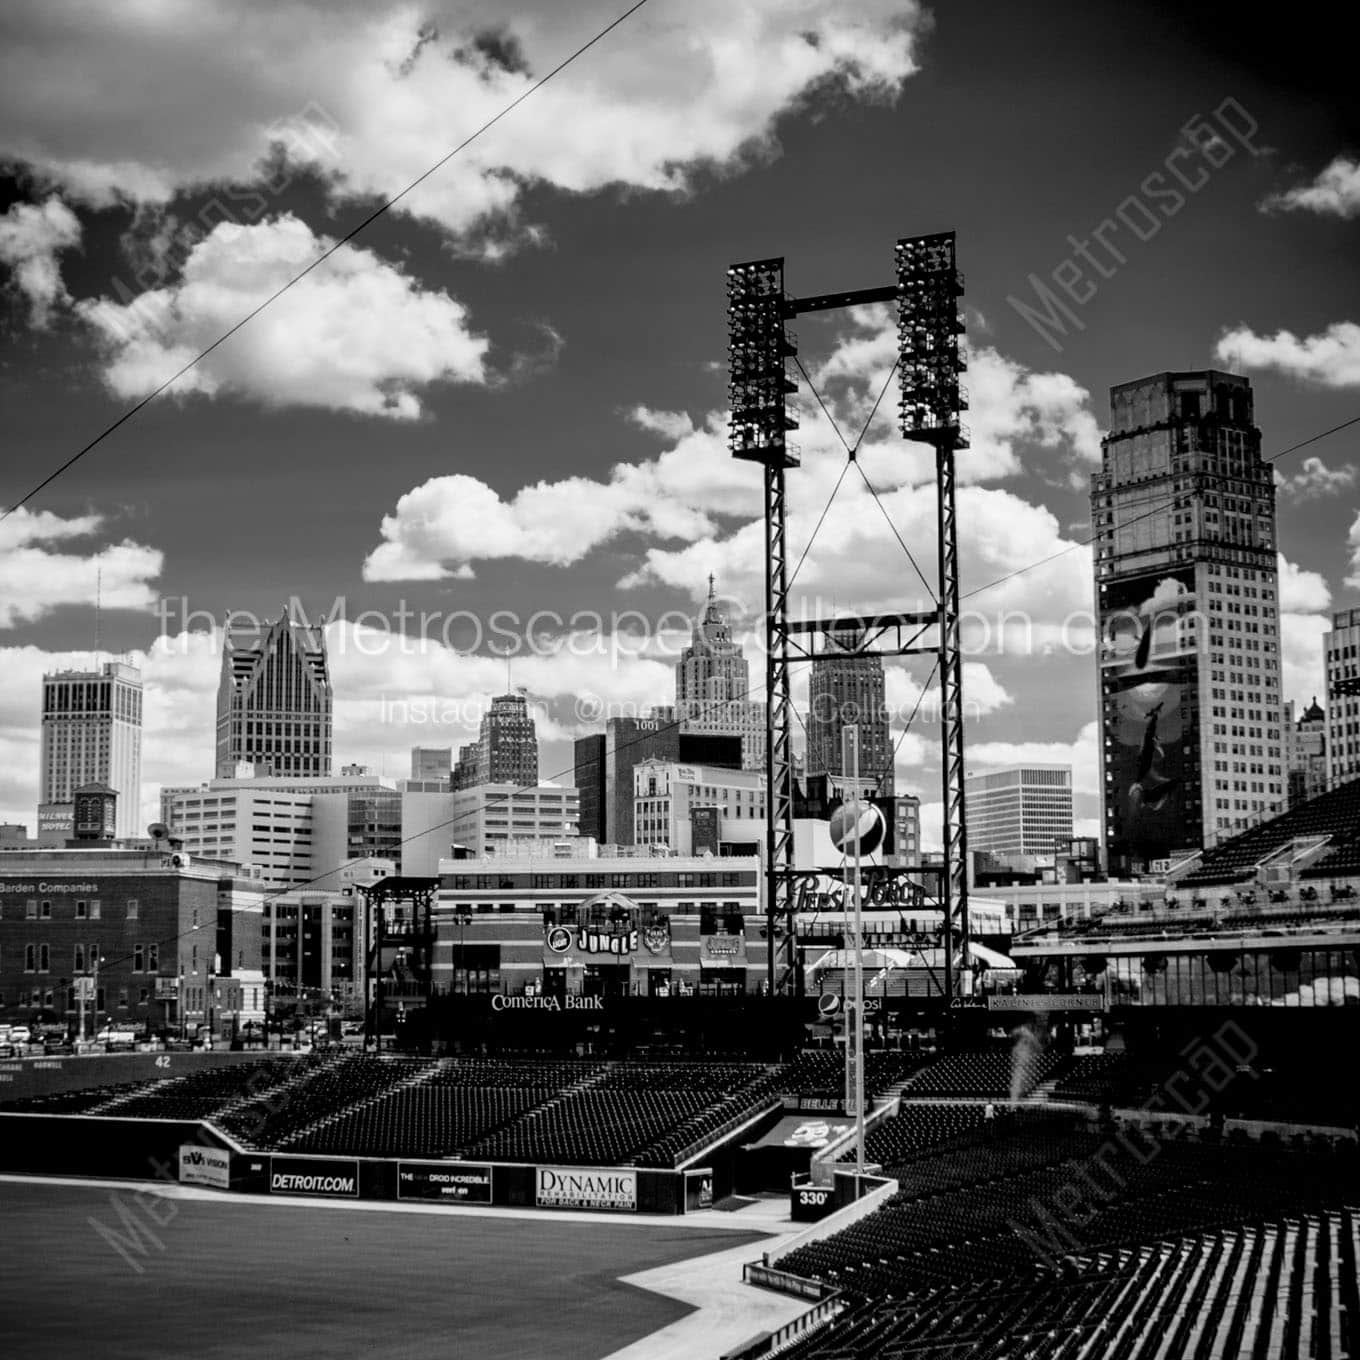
[895,233,971,1003]
[728,234,971,1005]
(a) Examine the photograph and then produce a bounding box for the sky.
[1,0,1358,847]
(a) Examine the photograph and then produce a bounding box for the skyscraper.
[965,766,1074,861]
[450,692,539,792]
[1325,608,1360,787]
[804,625,894,796]
[1283,698,1327,807]
[215,606,333,778]
[39,661,143,839]
[665,576,767,772]
[1092,371,1284,869]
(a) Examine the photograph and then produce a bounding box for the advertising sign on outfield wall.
[269,1156,359,1197]
[178,1144,230,1190]
[397,1162,492,1203]
[535,1166,637,1212]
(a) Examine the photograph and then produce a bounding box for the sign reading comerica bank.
[269,1156,359,1197]
[535,1166,637,1212]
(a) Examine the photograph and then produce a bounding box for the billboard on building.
[1099,568,1200,864]
[691,806,720,855]
[36,803,73,846]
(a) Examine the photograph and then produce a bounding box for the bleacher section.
[903,1049,1063,1099]
[777,1121,1359,1320]
[1176,777,1360,888]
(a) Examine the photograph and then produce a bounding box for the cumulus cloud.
[1348,511,1360,591]
[1216,321,1360,388]
[1277,554,1332,615]
[0,197,81,327]
[365,309,1099,587]
[1280,612,1332,710]
[75,215,488,417]
[0,506,162,627]
[1279,455,1357,502]
[967,720,1101,798]
[1261,155,1360,219]
[1,1,925,247]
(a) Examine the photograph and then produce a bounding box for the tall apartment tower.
[474,692,538,787]
[805,624,894,796]
[39,661,143,839]
[1092,371,1284,870]
[1325,608,1360,786]
[664,577,767,772]
[216,607,333,778]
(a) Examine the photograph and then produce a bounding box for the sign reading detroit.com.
[269,1156,359,1197]
[178,1143,230,1190]
[536,1166,637,1212]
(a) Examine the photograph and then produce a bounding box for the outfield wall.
[0,1113,712,1215]
[0,1051,297,1102]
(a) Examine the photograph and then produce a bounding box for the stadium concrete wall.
[0,1115,711,1216]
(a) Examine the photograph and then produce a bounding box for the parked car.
[6,1025,32,1048]
[95,1025,138,1049]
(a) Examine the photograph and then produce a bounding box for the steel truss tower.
[727,233,971,1002]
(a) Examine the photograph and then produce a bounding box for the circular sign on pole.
[545,926,572,953]
[828,801,886,857]
[818,992,843,1017]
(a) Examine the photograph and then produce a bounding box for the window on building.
[25,899,36,919]
[40,901,51,919]
[24,944,35,972]
[38,943,50,973]
[76,899,87,919]
[90,900,101,919]
[133,944,145,972]
[127,899,139,920]
[148,943,159,972]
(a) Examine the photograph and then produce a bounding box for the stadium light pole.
[843,727,866,1177]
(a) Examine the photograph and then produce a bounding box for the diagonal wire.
[849,357,900,457]
[964,412,1360,603]
[788,459,851,592]
[1,0,654,521]
[793,354,853,455]
[854,460,936,605]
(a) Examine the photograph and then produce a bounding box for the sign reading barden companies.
[536,1166,637,1212]
[178,1143,230,1190]
[269,1156,359,1197]
[397,1162,492,1203]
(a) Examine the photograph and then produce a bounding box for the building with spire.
[1283,697,1327,808]
[215,606,333,778]
[655,576,767,773]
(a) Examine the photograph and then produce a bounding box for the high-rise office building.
[1283,698,1327,807]
[215,607,332,778]
[966,766,1074,860]
[573,734,607,842]
[805,625,894,796]
[39,661,143,840]
[1092,371,1284,869]
[1325,608,1360,786]
[660,577,767,772]
[455,692,538,789]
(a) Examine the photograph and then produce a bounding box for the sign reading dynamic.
[178,1143,230,1190]
[535,1166,637,1212]
[268,1156,359,1197]
[397,1162,492,1203]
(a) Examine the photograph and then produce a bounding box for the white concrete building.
[632,759,764,854]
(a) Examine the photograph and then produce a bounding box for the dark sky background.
[1,0,1356,836]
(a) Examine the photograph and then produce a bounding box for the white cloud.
[1279,455,1357,502]
[0,507,162,628]
[0,197,81,327]
[967,720,1101,798]
[1,1,924,247]
[1277,554,1333,614]
[1280,612,1331,710]
[366,308,1099,594]
[74,215,488,417]
[1262,156,1360,219]
[1216,321,1360,388]
[1348,511,1360,591]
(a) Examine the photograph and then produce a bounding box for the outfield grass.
[1,1181,763,1360]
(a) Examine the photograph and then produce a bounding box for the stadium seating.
[903,1049,1064,1099]
[1177,776,1360,888]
